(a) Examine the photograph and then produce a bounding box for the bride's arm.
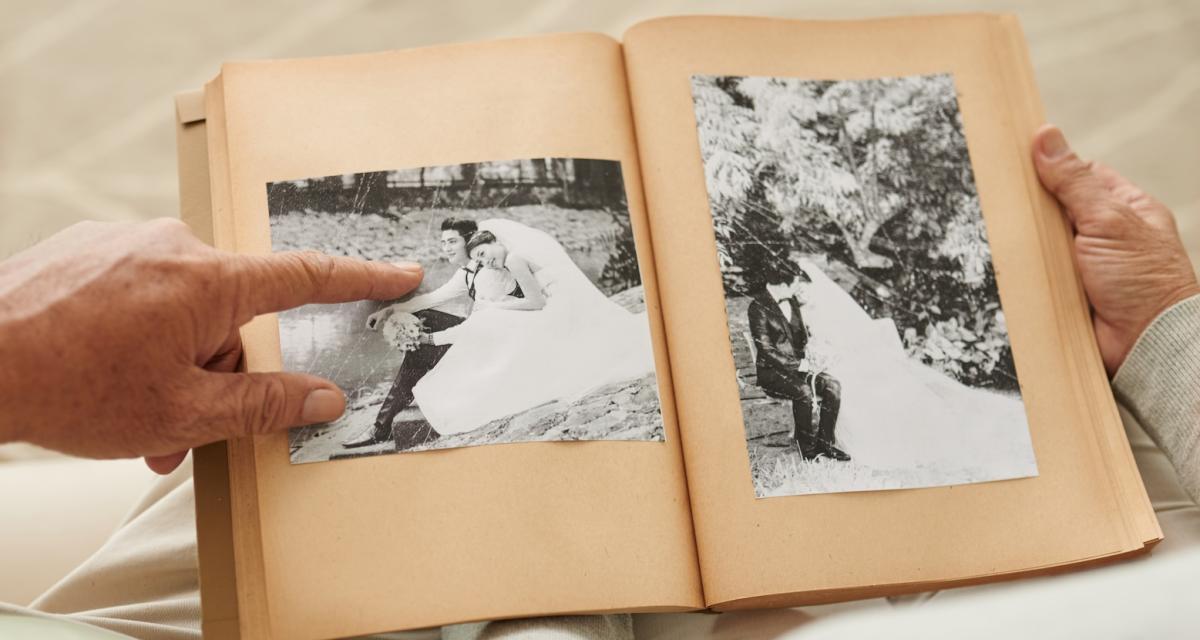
[493,256,545,311]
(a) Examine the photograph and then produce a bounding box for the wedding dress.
[795,259,1036,475]
[411,219,656,436]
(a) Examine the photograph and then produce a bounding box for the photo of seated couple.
[692,72,1040,497]
[270,159,664,464]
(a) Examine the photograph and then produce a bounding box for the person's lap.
[6,398,1196,640]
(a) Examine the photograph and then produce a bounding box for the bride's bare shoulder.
[506,253,539,272]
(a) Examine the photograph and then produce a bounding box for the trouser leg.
[789,384,820,458]
[373,362,416,435]
[814,372,842,444]
[372,310,462,438]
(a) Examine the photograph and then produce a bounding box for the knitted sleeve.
[1112,294,1200,505]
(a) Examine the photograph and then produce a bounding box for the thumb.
[202,371,346,438]
[1032,124,1131,233]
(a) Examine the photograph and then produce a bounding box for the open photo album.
[175,14,1161,640]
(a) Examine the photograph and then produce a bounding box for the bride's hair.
[465,230,500,255]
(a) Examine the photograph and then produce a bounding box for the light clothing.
[790,260,1036,483]
[1112,295,1200,505]
[413,219,655,436]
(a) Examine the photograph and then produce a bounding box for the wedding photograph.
[268,158,664,464]
[691,72,1039,497]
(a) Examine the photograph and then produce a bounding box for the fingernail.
[391,261,423,274]
[1039,126,1069,158]
[301,388,344,423]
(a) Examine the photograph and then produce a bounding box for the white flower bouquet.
[802,336,835,376]
[380,312,426,352]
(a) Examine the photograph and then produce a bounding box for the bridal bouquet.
[381,312,426,352]
[801,337,836,376]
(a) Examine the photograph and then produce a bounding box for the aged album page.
[624,14,1158,608]
[207,33,701,639]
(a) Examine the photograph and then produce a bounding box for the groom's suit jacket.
[747,289,811,393]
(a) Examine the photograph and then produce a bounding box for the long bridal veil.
[480,218,640,327]
[795,259,1035,475]
[411,218,656,436]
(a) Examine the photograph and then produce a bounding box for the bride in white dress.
[795,258,1036,476]
[411,219,655,436]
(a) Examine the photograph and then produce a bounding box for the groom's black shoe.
[816,438,851,462]
[793,434,824,461]
[342,422,393,449]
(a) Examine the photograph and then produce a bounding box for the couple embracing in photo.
[343,216,654,450]
[744,244,1035,472]
[744,246,850,463]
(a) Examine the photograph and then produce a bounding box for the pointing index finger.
[229,251,422,317]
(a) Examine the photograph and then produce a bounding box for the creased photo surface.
[690,73,1038,497]
[269,158,664,464]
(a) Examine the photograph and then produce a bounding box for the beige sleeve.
[1113,294,1200,505]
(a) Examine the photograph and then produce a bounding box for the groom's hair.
[743,244,805,291]
[440,217,478,240]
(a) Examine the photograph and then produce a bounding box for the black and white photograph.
[269,158,664,464]
[691,72,1038,497]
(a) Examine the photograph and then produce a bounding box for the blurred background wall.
[1,0,1197,264]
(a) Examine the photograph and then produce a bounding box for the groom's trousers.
[758,368,842,452]
[374,308,464,448]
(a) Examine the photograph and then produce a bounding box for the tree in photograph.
[692,76,793,293]
[693,73,1017,389]
[739,74,976,272]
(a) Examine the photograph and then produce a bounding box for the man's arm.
[1112,295,1200,503]
[368,270,466,328]
[748,299,803,372]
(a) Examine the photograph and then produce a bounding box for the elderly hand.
[1033,125,1200,375]
[0,218,422,473]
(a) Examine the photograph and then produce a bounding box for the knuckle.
[239,376,292,434]
[1059,157,1092,185]
[296,250,336,288]
[1046,153,1090,189]
[219,255,256,323]
[144,218,197,247]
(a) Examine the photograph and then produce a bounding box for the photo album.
[175,14,1161,640]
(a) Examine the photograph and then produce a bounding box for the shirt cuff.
[431,328,455,346]
[1112,294,1200,504]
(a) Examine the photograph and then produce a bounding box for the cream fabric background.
[1,0,1198,264]
[0,0,1197,612]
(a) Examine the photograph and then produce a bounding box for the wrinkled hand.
[0,219,422,473]
[1033,125,1200,375]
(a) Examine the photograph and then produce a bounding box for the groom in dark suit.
[746,259,850,462]
[341,217,479,450]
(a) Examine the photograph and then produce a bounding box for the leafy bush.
[693,73,1020,392]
